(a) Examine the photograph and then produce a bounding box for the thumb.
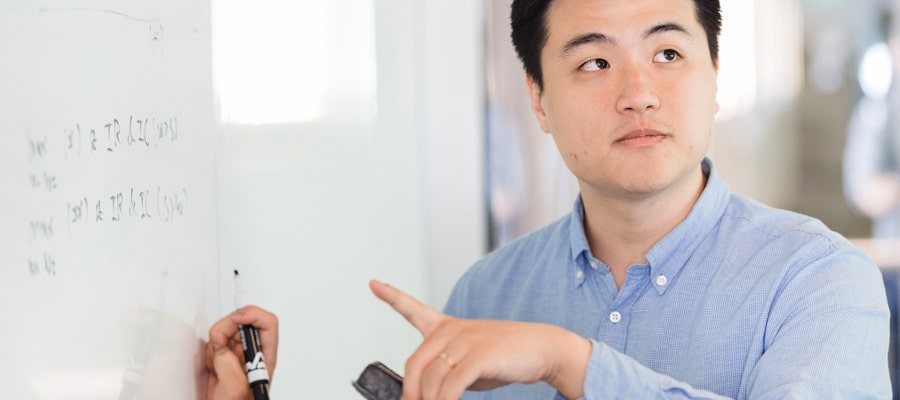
[211,343,250,400]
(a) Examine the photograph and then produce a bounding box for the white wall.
[215,0,485,398]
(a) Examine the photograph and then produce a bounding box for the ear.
[526,75,551,133]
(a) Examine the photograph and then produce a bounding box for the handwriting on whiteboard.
[26,115,189,277]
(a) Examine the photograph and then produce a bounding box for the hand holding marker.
[234,270,270,400]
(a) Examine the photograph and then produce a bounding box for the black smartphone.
[352,361,404,400]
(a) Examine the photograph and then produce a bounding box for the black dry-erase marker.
[234,270,270,400]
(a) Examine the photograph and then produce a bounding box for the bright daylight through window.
[212,0,377,125]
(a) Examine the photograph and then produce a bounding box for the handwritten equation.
[62,115,179,159]
[26,115,190,277]
[65,186,188,226]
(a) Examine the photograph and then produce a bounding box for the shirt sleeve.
[570,247,892,400]
[738,247,892,398]
[570,340,729,400]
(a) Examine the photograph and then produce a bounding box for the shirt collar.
[568,158,730,293]
[569,194,591,271]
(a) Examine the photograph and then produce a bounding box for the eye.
[653,49,680,63]
[579,58,610,72]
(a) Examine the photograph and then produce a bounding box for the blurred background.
[211,0,900,397]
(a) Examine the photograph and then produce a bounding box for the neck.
[581,166,707,289]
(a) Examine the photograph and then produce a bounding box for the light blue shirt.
[444,159,891,399]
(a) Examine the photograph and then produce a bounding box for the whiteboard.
[0,1,218,399]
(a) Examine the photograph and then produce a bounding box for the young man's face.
[529,0,718,199]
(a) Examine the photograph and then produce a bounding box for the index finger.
[209,306,278,345]
[208,306,279,380]
[230,305,279,333]
[369,279,445,337]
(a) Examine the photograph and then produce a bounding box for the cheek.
[671,77,717,124]
[544,112,592,166]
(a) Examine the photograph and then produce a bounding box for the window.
[212,0,377,125]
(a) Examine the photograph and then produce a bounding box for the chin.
[620,182,668,197]
[616,171,677,197]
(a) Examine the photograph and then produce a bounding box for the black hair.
[510,0,722,91]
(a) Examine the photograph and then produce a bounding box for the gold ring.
[438,352,456,368]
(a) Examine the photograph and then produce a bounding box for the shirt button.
[576,270,584,280]
[589,261,599,270]
[656,275,668,286]
[609,311,622,323]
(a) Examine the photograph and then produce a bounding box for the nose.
[615,64,660,113]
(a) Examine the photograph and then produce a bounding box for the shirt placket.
[593,265,649,353]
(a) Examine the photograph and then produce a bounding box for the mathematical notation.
[66,186,189,227]
[25,114,192,277]
[27,253,57,277]
[63,115,179,159]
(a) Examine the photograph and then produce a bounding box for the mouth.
[615,129,668,146]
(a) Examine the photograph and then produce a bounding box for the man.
[371,0,892,398]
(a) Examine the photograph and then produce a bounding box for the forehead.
[543,0,701,46]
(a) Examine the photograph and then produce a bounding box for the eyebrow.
[560,22,692,58]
